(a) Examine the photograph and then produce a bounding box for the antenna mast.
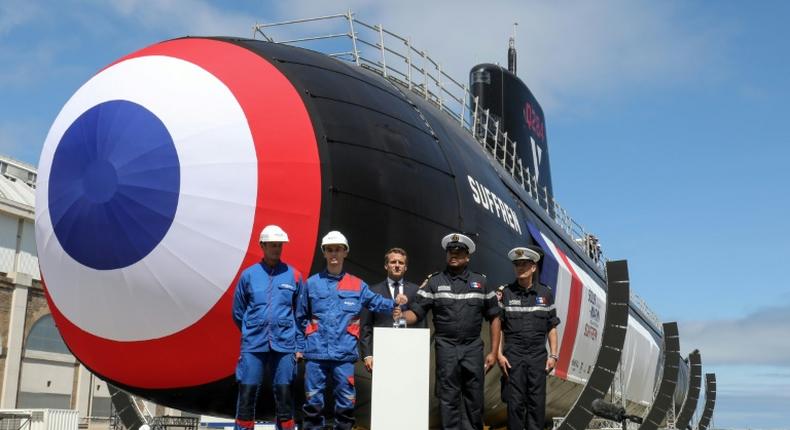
[508,22,518,75]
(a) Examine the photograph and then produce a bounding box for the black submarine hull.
[38,37,672,428]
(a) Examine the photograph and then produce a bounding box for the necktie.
[392,281,400,300]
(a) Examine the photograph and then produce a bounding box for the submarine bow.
[36,26,682,427]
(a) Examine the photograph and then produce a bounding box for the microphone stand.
[591,398,643,430]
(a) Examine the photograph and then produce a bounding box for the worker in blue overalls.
[296,230,407,430]
[233,225,304,430]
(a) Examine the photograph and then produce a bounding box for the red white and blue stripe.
[35,38,322,389]
[527,223,606,383]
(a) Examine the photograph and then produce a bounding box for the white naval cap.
[441,233,476,254]
[508,246,542,262]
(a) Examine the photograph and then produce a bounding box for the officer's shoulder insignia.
[420,272,440,289]
[497,284,507,291]
[472,271,487,278]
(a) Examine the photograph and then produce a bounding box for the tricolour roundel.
[48,99,180,270]
[35,38,321,388]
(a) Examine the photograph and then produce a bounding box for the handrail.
[630,292,662,330]
[252,10,609,272]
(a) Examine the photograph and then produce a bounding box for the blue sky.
[2,1,789,428]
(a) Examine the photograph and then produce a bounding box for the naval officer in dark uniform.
[496,246,560,430]
[360,247,425,372]
[402,233,502,430]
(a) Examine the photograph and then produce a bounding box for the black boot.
[333,408,355,430]
[273,384,295,430]
[234,384,259,430]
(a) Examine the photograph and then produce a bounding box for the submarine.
[34,12,690,428]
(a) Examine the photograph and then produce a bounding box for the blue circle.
[48,100,180,270]
[83,160,118,203]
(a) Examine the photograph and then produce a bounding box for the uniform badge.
[536,296,546,305]
[515,249,524,257]
[509,299,521,306]
[279,283,296,291]
[469,281,482,290]
[451,234,460,242]
[420,272,438,289]
[438,285,452,292]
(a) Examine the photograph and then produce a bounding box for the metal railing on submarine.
[252,10,604,267]
[253,11,664,331]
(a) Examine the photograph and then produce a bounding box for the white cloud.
[5,1,729,117]
[0,43,57,87]
[264,1,729,116]
[0,0,54,87]
[0,119,48,165]
[712,382,790,430]
[0,0,41,35]
[679,303,790,367]
[0,1,734,167]
[107,0,258,37]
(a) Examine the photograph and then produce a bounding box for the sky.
[2,1,789,428]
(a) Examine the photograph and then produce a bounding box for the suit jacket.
[359,279,426,358]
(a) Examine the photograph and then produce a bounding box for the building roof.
[0,155,37,219]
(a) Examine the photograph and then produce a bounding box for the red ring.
[44,38,321,388]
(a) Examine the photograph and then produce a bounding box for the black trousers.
[501,347,547,430]
[435,337,484,430]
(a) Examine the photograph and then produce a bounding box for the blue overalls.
[232,261,304,430]
[296,271,395,430]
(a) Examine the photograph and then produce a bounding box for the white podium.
[369,327,430,430]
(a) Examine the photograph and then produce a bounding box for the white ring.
[36,56,258,341]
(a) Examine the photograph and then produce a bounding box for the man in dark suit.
[360,247,425,371]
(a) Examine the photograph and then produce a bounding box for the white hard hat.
[321,230,349,251]
[441,233,476,254]
[259,225,289,243]
[508,246,541,262]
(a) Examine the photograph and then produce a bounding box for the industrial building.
[0,155,116,426]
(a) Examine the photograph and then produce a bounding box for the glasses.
[446,245,468,253]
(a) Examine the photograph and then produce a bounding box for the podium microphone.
[591,398,644,426]
[591,399,625,422]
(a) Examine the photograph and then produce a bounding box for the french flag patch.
[469,282,482,290]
